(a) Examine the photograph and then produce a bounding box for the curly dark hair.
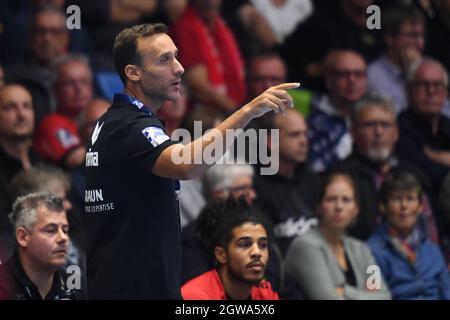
[196,197,269,253]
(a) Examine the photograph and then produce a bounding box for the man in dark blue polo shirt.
[84,23,299,299]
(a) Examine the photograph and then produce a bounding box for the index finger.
[272,82,301,91]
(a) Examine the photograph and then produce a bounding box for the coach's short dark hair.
[113,23,169,84]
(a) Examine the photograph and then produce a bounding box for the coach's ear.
[124,64,141,82]
[214,246,227,265]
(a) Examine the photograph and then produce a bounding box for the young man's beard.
[227,264,265,286]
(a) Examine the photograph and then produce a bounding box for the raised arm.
[152,83,300,179]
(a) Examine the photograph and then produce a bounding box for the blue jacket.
[367,223,450,300]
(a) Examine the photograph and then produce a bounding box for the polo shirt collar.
[113,93,154,115]
[9,251,64,300]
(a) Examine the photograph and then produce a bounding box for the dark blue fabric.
[308,107,347,171]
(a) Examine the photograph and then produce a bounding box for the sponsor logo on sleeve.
[132,100,144,109]
[141,126,170,147]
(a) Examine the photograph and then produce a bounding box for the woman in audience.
[368,170,450,300]
[284,172,391,300]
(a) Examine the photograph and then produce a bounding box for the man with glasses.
[247,52,287,100]
[34,54,93,170]
[6,5,69,126]
[332,92,437,241]
[368,5,426,114]
[308,49,368,172]
[397,59,450,191]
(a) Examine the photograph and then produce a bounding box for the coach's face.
[134,34,185,108]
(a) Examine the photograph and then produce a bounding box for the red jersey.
[171,5,247,106]
[182,269,279,300]
[34,113,82,164]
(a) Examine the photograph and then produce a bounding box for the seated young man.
[181,199,279,300]
[368,170,450,300]
[0,192,78,300]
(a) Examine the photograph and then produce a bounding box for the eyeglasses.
[229,184,254,194]
[57,78,92,88]
[331,69,366,79]
[250,76,285,83]
[33,27,66,36]
[357,121,396,130]
[412,81,447,93]
[398,31,425,40]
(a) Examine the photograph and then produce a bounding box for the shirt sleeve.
[124,116,178,174]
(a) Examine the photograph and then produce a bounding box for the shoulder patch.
[141,126,170,147]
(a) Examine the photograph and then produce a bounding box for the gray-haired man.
[0,192,77,300]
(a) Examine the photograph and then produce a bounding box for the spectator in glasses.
[6,5,69,126]
[307,49,368,172]
[332,93,437,242]
[397,59,450,191]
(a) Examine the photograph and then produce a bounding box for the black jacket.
[0,251,78,300]
[397,109,450,191]
[253,164,320,254]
